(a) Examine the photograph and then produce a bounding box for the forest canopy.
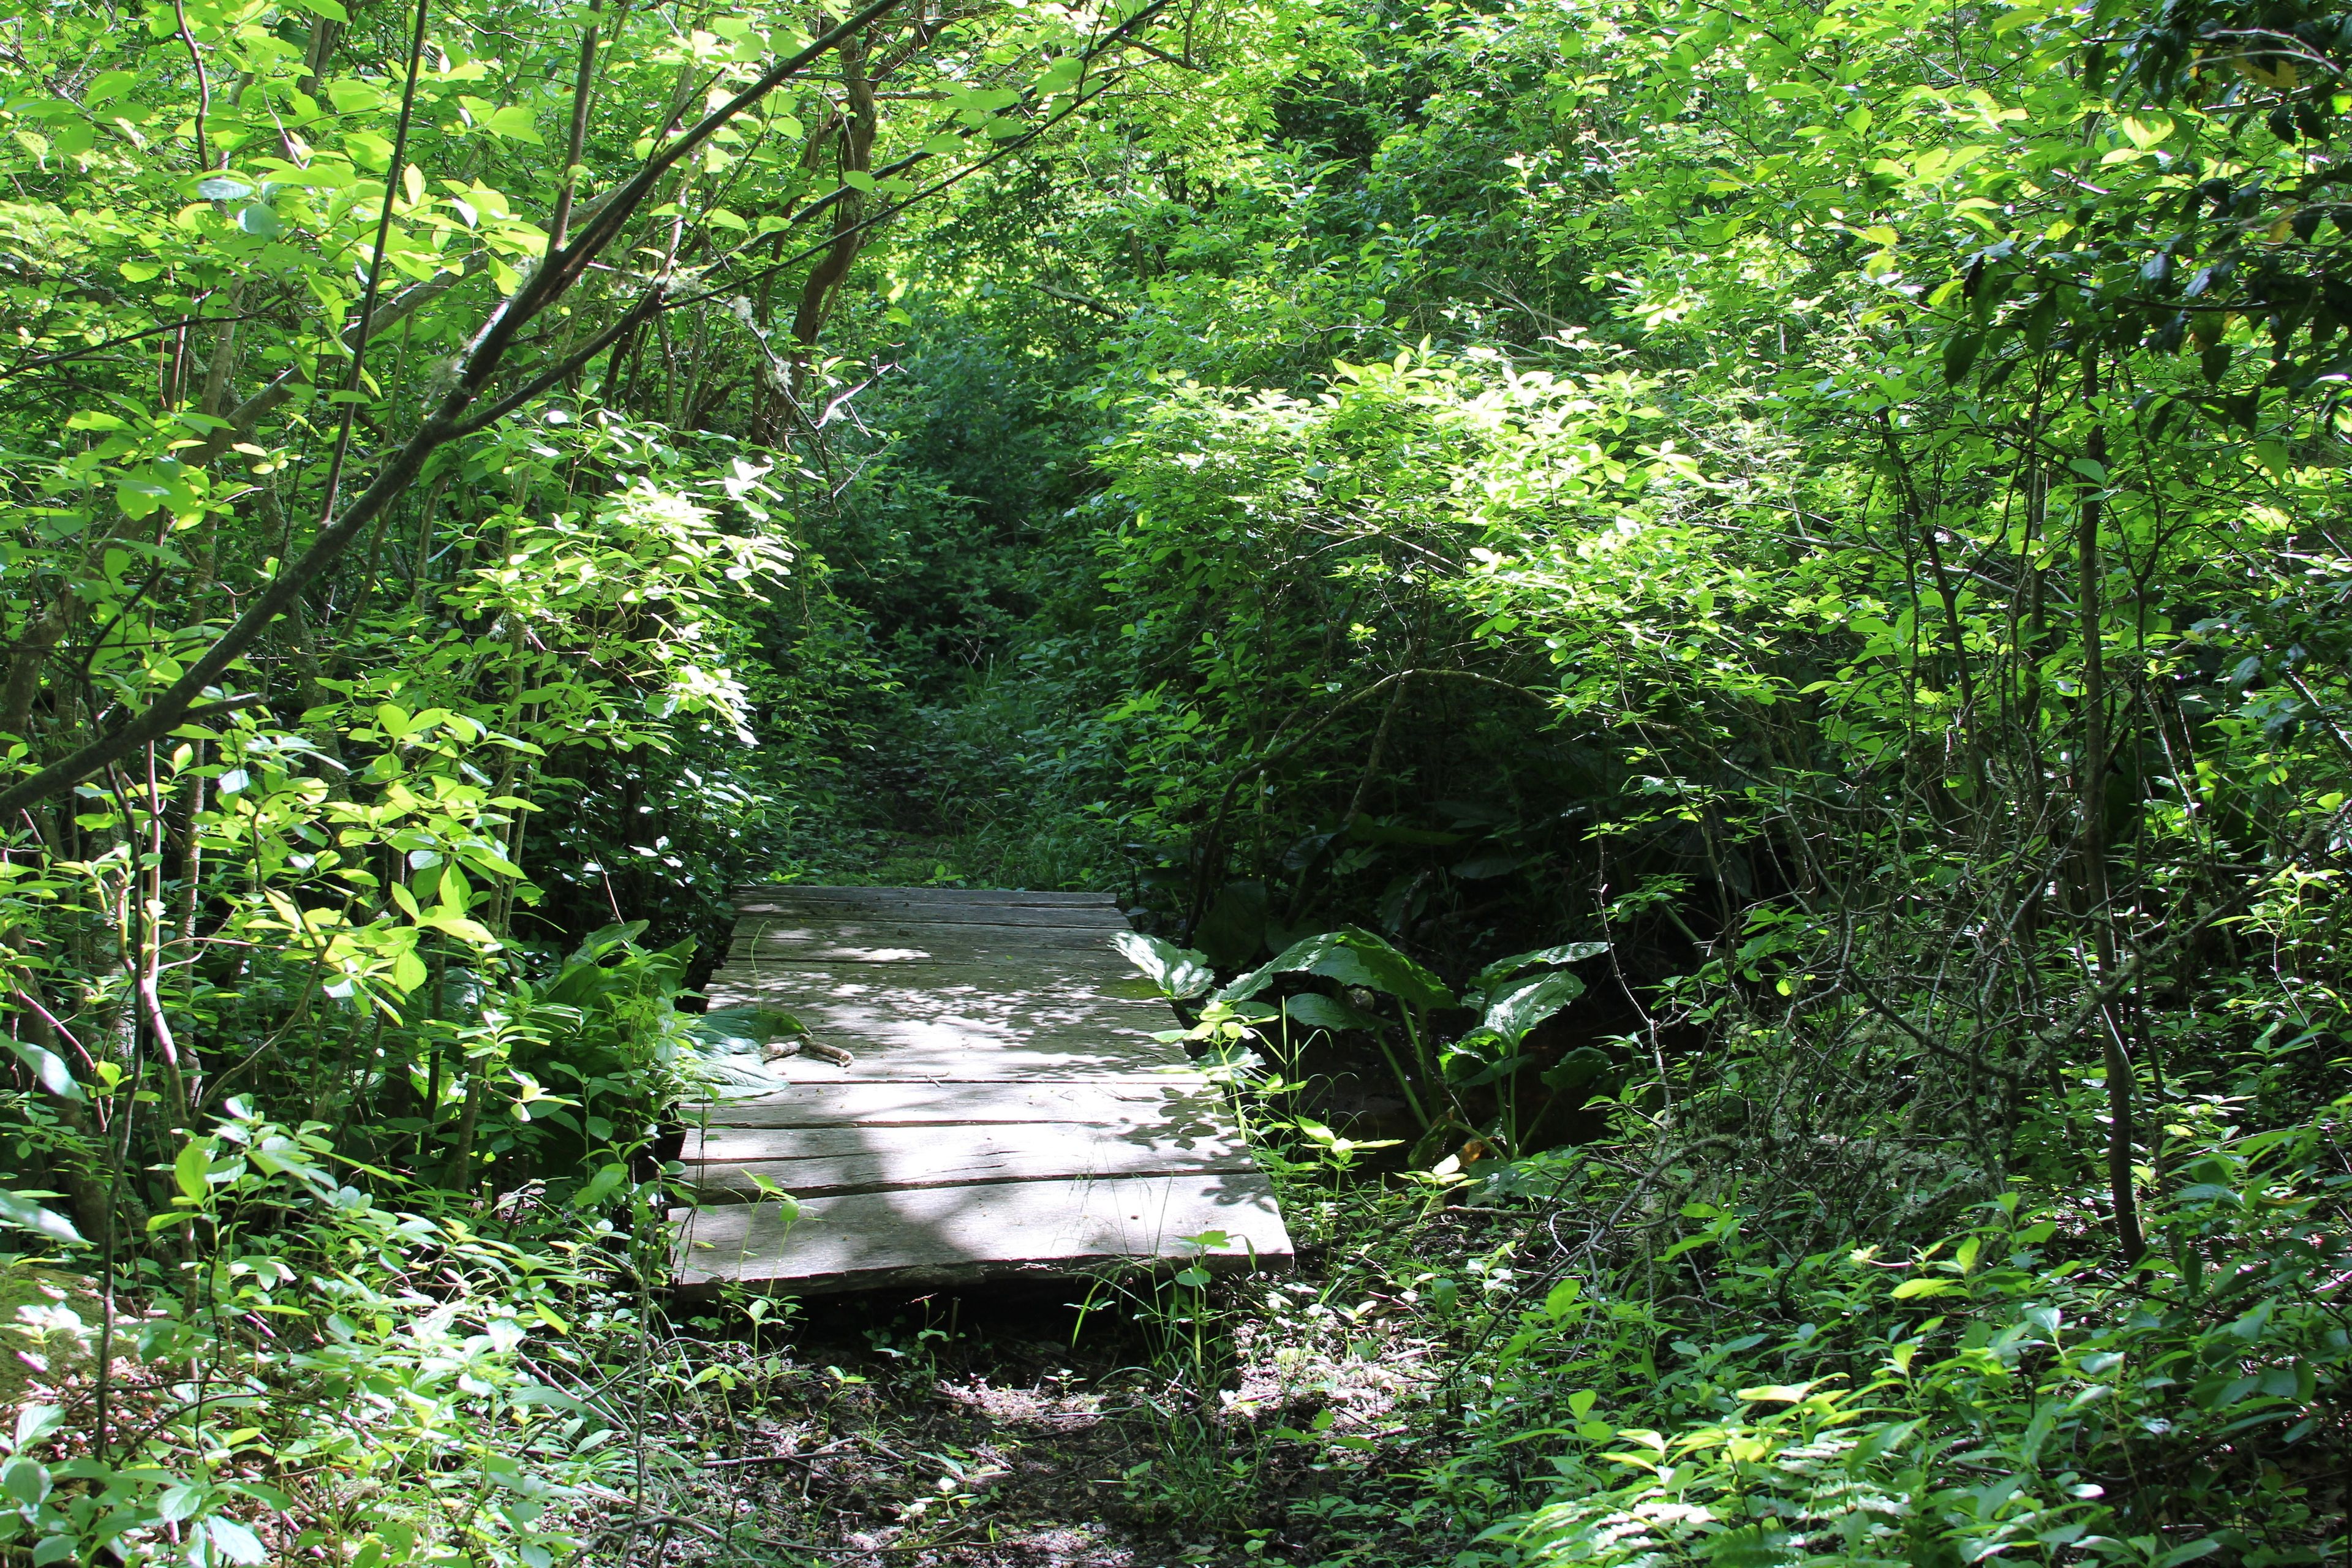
[0,0,2346,1561]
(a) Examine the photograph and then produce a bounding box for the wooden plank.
[734,885,1120,909]
[693,1020,1179,1067]
[704,965,1160,1003]
[691,1049,1194,1085]
[702,974,1164,1029]
[698,954,1191,1087]
[671,1172,1292,1294]
[734,905,1128,931]
[715,959,1139,988]
[725,944,1133,969]
[726,939,1130,965]
[701,987,1155,1013]
[731,916,1126,937]
[734,891,1126,918]
[692,1079,1224,1129]
[692,1014,1171,1055]
[731,921,1132,953]
[734,888,1119,902]
[709,963,1151,997]
[682,1120,1256,1200]
[720,947,1130,970]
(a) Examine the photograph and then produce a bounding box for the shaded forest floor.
[622,1199,1510,1568]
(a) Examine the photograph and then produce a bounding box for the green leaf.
[1466,941,1607,1003]
[1735,1382,1814,1403]
[1481,970,1585,1042]
[840,170,877,193]
[203,1517,268,1566]
[0,1191,82,1245]
[488,105,545,144]
[570,1162,628,1208]
[344,130,393,169]
[417,913,500,946]
[2,1457,50,1507]
[1541,1046,1611,1093]
[175,1140,212,1203]
[1283,991,1379,1031]
[156,1483,207,1524]
[1098,978,1167,1000]
[1942,330,1982,383]
[1238,928,1452,1010]
[14,1406,61,1450]
[238,204,281,238]
[6,1039,81,1101]
[1112,931,1213,999]
[686,1005,807,1053]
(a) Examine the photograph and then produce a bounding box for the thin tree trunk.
[2077,350,2143,1265]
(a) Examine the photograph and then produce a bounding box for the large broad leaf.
[1441,1027,1521,1085]
[1221,927,1452,1011]
[570,921,651,964]
[1308,927,1453,1011]
[1213,949,1288,1004]
[1283,992,1382,1033]
[688,1005,808,1054]
[0,1189,82,1245]
[1113,931,1213,1000]
[1482,970,1587,1044]
[1541,1046,1613,1094]
[1466,941,1609,1005]
[682,1006,812,1094]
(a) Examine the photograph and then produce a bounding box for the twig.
[701,1441,852,1468]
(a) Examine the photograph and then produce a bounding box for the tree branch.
[0,1,903,821]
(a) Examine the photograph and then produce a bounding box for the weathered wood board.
[673,1175,1289,1294]
[671,886,1294,1294]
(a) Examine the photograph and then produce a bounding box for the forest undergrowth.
[3,0,2350,1560]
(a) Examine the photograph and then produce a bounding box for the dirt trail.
[635,1252,1463,1568]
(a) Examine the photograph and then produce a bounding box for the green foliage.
[4,0,2351,1554]
[0,0,1226,1549]
[0,1098,669,1567]
[1474,1102,2351,1568]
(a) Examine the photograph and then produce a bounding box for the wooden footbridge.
[669,885,1294,1294]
